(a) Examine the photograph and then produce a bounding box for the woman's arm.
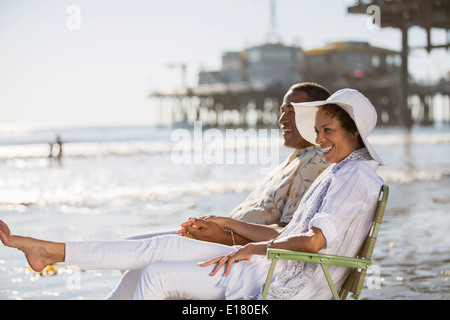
[267,227,326,253]
[201,227,326,276]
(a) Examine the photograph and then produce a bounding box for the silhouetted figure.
[48,135,63,165]
[55,135,63,165]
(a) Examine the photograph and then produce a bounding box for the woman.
[0,88,384,300]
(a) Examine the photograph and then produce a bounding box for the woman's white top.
[218,148,384,300]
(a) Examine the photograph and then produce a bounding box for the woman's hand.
[199,242,267,277]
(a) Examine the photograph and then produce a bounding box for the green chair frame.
[262,185,389,300]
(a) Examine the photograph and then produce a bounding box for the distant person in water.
[55,135,63,165]
[48,135,63,165]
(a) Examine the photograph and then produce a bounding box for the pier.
[150,0,450,128]
[348,0,450,128]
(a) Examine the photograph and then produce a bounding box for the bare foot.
[0,220,65,272]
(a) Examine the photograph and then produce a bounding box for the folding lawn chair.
[262,185,389,300]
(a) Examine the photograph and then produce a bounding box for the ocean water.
[0,123,449,300]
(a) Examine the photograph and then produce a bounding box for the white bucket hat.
[292,88,384,166]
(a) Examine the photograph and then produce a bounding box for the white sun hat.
[292,88,384,166]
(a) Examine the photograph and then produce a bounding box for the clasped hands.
[177,215,230,243]
[177,216,267,276]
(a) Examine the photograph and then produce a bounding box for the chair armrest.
[266,248,372,270]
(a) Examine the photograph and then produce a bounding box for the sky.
[0,0,449,128]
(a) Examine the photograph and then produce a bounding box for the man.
[178,82,331,245]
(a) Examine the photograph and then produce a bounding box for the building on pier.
[152,42,304,127]
[150,40,408,127]
[303,41,402,126]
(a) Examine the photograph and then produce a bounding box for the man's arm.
[178,219,251,245]
[178,217,282,245]
[212,216,283,242]
[180,217,282,243]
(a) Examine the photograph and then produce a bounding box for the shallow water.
[0,124,449,300]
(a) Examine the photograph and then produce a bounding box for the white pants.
[64,234,237,299]
[111,229,177,299]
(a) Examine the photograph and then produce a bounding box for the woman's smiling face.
[314,108,360,163]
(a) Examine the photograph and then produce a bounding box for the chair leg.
[262,258,279,300]
[321,264,340,300]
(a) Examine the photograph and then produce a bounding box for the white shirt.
[218,149,383,300]
[289,158,383,300]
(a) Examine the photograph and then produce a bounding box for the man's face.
[278,90,312,149]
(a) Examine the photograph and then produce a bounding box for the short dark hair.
[288,82,331,102]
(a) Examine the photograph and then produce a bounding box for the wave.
[1,129,449,160]
[0,137,283,160]
[2,164,448,209]
[1,126,449,210]
[379,167,450,184]
[0,141,173,160]
[368,131,450,147]
[0,178,258,208]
